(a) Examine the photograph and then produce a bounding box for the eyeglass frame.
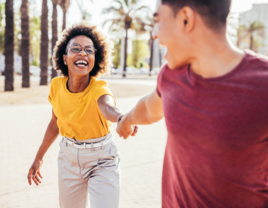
[65,43,97,55]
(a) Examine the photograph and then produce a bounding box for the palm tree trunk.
[123,28,128,78]
[250,34,253,50]
[51,2,58,79]
[40,0,48,85]
[21,0,30,88]
[149,35,154,76]
[62,12,66,31]
[60,0,70,31]
[4,0,14,91]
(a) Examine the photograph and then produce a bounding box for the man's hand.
[117,114,138,139]
[27,159,43,186]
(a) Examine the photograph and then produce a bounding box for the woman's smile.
[74,58,89,68]
[63,35,96,77]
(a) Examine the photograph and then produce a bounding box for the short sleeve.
[156,64,167,98]
[48,78,55,105]
[94,80,116,105]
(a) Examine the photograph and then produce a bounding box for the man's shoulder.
[244,50,268,71]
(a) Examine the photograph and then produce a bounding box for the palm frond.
[102,17,122,27]
[102,6,121,14]
[248,21,265,33]
[113,0,125,10]
[131,5,152,16]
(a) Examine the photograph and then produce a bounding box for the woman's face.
[63,35,95,77]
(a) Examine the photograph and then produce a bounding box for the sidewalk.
[0,96,167,208]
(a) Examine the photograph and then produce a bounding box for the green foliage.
[0,2,5,53]
[253,37,265,52]
[247,21,265,34]
[237,21,265,51]
[127,39,149,68]
[30,14,41,67]
[31,59,39,66]
[112,40,121,68]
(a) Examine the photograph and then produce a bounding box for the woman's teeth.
[74,60,88,66]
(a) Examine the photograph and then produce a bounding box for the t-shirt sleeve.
[94,80,116,105]
[48,78,55,105]
[156,64,167,98]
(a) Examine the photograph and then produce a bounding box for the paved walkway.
[0,96,167,208]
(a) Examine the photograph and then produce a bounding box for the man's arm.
[117,90,163,139]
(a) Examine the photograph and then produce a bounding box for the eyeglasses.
[66,43,97,55]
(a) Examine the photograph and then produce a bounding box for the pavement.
[0,95,167,208]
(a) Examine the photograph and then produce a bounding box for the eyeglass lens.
[70,44,96,55]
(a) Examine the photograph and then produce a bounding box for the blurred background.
[0,0,268,91]
[0,0,268,207]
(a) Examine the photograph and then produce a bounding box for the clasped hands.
[116,114,138,139]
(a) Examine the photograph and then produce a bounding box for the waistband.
[63,133,112,144]
[63,133,113,149]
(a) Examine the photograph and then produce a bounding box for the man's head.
[153,0,232,69]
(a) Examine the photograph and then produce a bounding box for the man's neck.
[190,34,245,79]
[68,74,91,93]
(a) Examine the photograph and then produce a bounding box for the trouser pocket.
[109,142,120,158]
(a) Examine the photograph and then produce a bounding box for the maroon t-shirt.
[157,51,268,208]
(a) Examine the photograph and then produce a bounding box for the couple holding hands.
[27,22,160,208]
[27,0,268,207]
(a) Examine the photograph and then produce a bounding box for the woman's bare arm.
[97,95,124,123]
[27,109,59,186]
[97,94,138,136]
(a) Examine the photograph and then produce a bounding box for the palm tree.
[0,2,5,75]
[51,0,60,79]
[0,2,5,54]
[245,21,264,51]
[40,0,48,85]
[75,0,92,20]
[21,0,30,88]
[60,0,70,31]
[4,0,14,91]
[102,0,150,77]
[236,25,246,48]
[135,15,155,75]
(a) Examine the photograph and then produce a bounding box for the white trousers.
[58,134,121,208]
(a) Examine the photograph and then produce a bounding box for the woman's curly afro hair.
[52,21,113,77]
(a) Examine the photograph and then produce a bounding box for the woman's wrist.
[117,114,124,123]
[35,149,45,161]
[35,155,43,161]
[118,112,133,127]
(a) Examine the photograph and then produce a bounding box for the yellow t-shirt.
[48,77,114,140]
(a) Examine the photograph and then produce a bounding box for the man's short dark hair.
[161,0,231,29]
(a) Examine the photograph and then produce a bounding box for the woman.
[27,22,137,208]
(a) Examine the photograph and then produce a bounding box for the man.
[116,0,268,207]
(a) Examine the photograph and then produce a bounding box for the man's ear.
[178,6,195,33]
[63,54,67,65]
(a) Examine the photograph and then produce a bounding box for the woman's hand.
[117,114,139,139]
[27,159,43,186]
[27,109,59,187]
